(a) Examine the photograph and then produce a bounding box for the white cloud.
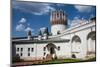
[71,18,82,24]
[24,27,34,35]
[74,5,93,13]
[25,27,34,32]
[12,1,56,15]
[40,27,47,33]
[70,16,87,26]
[16,24,25,31]
[19,18,26,23]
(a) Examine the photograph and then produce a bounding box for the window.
[28,53,30,56]
[31,48,34,52]
[58,46,60,50]
[20,53,23,56]
[43,47,46,51]
[21,48,23,52]
[17,48,19,51]
[44,52,46,56]
[28,48,30,52]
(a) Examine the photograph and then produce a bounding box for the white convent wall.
[35,42,71,59]
[53,42,71,59]
[59,22,95,58]
[15,44,36,61]
[35,43,47,60]
[51,24,66,35]
[15,41,71,60]
[70,29,90,58]
[15,43,48,61]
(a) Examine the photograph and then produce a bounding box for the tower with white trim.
[50,10,68,35]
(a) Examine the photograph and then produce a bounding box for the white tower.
[50,10,67,35]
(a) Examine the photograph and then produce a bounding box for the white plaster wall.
[51,24,66,35]
[70,27,95,58]
[71,42,81,52]
[88,39,95,52]
[53,42,71,59]
[60,25,95,58]
[92,26,95,31]
[60,34,71,39]
[35,42,71,59]
[35,43,47,60]
[16,44,36,60]
[15,43,49,60]
[73,29,89,58]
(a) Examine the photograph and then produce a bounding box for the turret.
[40,27,48,39]
[50,10,68,35]
[27,30,32,40]
[38,30,42,40]
[43,27,49,39]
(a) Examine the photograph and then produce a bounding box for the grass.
[43,59,81,64]
[43,57,96,64]
[12,57,96,66]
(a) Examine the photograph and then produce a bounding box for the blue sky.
[12,1,96,37]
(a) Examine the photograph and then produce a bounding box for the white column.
[88,38,92,52]
[92,40,95,52]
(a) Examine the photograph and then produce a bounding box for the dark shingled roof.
[12,38,70,44]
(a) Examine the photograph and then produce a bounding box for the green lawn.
[12,57,96,66]
[43,57,96,64]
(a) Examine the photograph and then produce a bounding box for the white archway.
[45,43,57,60]
[71,35,81,58]
[87,31,96,54]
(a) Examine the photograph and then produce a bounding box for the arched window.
[87,31,96,54]
[46,43,57,55]
[71,35,81,53]
[72,35,81,43]
[87,31,96,40]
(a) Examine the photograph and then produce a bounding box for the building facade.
[12,10,96,61]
